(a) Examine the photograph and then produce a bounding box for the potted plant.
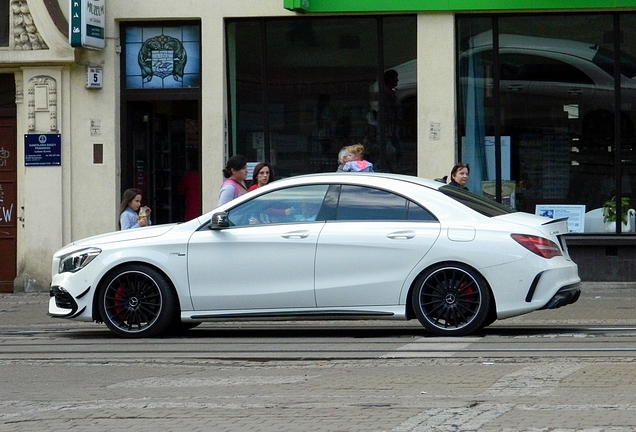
[603,196,631,231]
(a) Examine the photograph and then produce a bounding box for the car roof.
[272,172,445,190]
[467,31,599,61]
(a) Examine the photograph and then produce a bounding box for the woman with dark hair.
[248,162,274,191]
[449,162,470,190]
[119,188,151,230]
[218,155,248,206]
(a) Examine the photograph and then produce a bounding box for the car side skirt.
[184,307,408,322]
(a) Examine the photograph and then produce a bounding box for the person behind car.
[336,146,352,172]
[218,155,248,206]
[449,162,470,190]
[342,143,374,172]
[119,188,151,230]
[248,162,275,191]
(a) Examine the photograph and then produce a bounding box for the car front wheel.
[98,264,177,338]
[412,263,491,336]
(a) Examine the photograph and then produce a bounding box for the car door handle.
[282,230,310,239]
[387,231,415,239]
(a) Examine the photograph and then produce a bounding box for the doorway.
[124,100,200,225]
[0,112,17,292]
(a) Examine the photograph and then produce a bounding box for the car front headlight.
[58,247,102,273]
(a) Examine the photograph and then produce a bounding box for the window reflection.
[457,13,636,233]
[227,185,329,226]
[227,16,417,177]
[336,185,435,221]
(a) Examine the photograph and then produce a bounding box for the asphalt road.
[2,282,636,431]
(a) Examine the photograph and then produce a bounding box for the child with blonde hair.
[342,143,374,172]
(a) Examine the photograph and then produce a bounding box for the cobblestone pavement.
[3,356,636,432]
[1,283,636,431]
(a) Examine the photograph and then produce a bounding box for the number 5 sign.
[86,67,103,89]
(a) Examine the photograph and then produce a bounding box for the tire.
[98,264,178,338]
[411,263,491,336]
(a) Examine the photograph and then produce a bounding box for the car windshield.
[593,45,636,79]
[439,185,514,217]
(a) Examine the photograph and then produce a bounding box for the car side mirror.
[209,212,230,230]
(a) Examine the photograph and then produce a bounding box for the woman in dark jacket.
[449,163,469,190]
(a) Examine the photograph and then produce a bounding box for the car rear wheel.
[412,263,491,336]
[98,264,177,338]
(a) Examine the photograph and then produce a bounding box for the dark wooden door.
[0,114,17,292]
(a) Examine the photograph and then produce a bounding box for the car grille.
[50,286,76,310]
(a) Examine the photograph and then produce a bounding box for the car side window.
[227,184,330,227]
[499,53,594,85]
[336,185,435,221]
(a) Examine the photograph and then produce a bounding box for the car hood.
[494,212,569,236]
[70,224,178,248]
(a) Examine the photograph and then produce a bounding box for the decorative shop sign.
[69,0,105,50]
[284,0,636,13]
[138,34,187,83]
[124,24,201,89]
[24,134,61,166]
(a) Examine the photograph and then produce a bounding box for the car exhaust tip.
[541,285,581,310]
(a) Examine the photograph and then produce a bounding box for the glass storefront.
[120,23,201,224]
[458,13,636,234]
[226,16,417,178]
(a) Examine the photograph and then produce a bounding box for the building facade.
[1,0,636,292]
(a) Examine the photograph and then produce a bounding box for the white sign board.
[70,0,106,50]
[535,204,586,233]
[86,67,103,89]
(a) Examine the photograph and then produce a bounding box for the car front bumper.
[48,266,103,322]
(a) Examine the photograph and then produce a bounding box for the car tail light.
[511,234,562,259]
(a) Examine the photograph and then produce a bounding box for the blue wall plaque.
[24,134,61,166]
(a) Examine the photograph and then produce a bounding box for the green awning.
[284,0,636,13]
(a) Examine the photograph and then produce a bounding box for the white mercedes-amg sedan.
[49,173,580,338]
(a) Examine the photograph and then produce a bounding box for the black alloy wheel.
[98,264,177,338]
[412,263,491,336]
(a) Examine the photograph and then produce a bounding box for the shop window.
[226,16,417,178]
[457,13,636,234]
[498,54,594,84]
[123,24,201,89]
[0,74,14,109]
[0,0,8,47]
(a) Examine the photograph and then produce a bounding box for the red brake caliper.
[112,285,126,318]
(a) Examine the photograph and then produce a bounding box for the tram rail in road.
[2,283,636,360]
[2,324,636,360]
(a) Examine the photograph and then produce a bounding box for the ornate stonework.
[27,76,57,132]
[14,78,23,104]
[11,0,48,50]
